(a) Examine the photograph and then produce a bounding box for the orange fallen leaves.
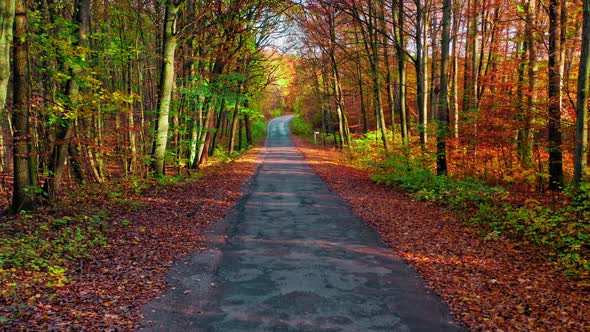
[292,135,589,331]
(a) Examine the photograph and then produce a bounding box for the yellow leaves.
[47,266,68,287]
[502,168,539,187]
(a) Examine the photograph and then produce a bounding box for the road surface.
[141,115,462,331]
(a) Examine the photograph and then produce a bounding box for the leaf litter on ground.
[0,149,261,331]
[292,135,589,331]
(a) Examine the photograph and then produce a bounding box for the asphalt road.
[141,115,463,331]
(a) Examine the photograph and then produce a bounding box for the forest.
[288,0,590,277]
[0,0,292,212]
[293,0,589,187]
[0,0,589,330]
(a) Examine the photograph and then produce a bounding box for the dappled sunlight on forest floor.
[292,135,589,331]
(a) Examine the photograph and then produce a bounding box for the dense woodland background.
[292,0,590,189]
[0,0,293,212]
[1,0,590,207]
[287,0,590,276]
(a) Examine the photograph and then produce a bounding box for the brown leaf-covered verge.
[292,136,589,331]
[0,149,260,331]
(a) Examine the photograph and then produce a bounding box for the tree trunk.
[380,0,395,141]
[517,0,537,167]
[228,84,243,154]
[369,0,387,150]
[437,0,452,176]
[245,114,252,146]
[199,103,216,166]
[11,0,33,212]
[463,0,479,115]
[430,13,440,123]
[328,7,350,149]
[238,118,243,151]
[357,59,368,134]
[415,2,428,149]
[209,100,225,157]
[574,0,590,187]
[548,0,564,190]
[150,0,183,175]
[0,0,14,137]
[450,0,460,139]
[0,0,14,184]
[354,28,367,134]
[68,128,84,184]
[394,0,408,143]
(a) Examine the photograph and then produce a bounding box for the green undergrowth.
[0,181,137,308]
[290,114,313,138]
[0,211,109,284]
[1,138,264,313]
[371,151,589,277]
[324,130,590,278]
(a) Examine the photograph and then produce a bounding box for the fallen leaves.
[292,136,589,331]
[1,148,261,330]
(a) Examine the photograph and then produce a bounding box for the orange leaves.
[292,135,590,331]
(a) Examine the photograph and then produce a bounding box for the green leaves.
[372,152,589,276]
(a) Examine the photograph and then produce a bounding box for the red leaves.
[1,148,261,330]
[292,136,589,331]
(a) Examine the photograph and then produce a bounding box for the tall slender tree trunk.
[209,100,225,157]
[331,59,350,149]
[150,0,183,175]
[238,118,243,151]
[0,0,15,183]
[0,0,14,131]
[357,59,368,134]
[354,29,368,134]
[463,0,479,115]
[516,39,528,163]
[395,0,408,143]
[548,0,564,190]
[450,0,460,139]
[328,8,350,149]
[354,28,368,134]
[430,13,440,123]
[574,0,590,186]
[199,103,216,166]
[415,2,427,149]
[437,0,452,175]
[244,113,252,146]
[11,0,33,212]
[517,0,537,167]
[370,0,387,150]
[228,83,244,154]
[379,0,395,141]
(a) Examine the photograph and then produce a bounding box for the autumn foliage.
[293,135,589,331]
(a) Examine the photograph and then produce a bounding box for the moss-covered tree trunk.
[11,0,33,212]
[150,0,183,175]
[574,0,590,187]
[0,0,15,180]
